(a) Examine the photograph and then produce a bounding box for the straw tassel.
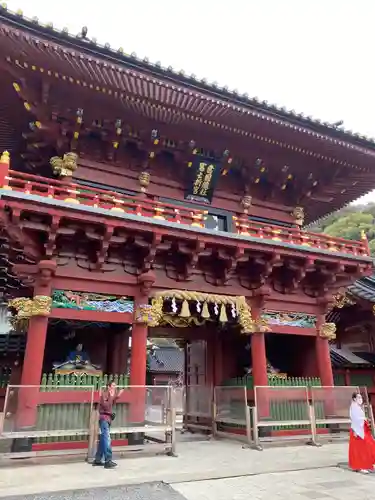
[179,299,191,317]
[219,303,228,323]
[201,301,210,319]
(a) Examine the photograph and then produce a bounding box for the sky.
[5,0,375,205]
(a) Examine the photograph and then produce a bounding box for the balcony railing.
[0,170,370,257]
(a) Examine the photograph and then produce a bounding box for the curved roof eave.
[1,6,375,152]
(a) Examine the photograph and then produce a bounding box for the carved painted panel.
[52,290,134,313]
[262,310,316,328]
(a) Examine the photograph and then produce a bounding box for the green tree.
[323,212,374,240]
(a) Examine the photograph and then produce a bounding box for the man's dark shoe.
[92,460,104,466]
[104,460,117,469]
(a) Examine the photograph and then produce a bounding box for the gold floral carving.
[160,314,207,328]
[8,296,52,318]
[292,206,305,226]
[254,317,271,333]
[135,297,164,326]
[50,152,78,177]
[332,291,355,310]
[235,296,257,333]
[319,322,337,341]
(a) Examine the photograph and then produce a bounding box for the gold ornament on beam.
[160,314,207,328]
[235,296,257,334]
[135,297,163,327]
[50,152,78,177]
[332,291,356,310]
[8,296,52,332]
[138,171,150,193]
[254,317,271,332]
[142,290,258,334]
[241,195,252,214]
[8,296,52,317]
[319,322,337,341]
[292,206,305,226]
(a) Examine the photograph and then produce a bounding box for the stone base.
[11,437,33,453]
[127,432,144,446]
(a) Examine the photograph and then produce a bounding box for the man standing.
[92,381,123,469]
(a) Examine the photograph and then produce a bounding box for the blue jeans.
[95,419,112,463]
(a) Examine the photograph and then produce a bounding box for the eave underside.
[1,21,375,221]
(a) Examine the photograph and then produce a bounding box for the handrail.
[1,170,370,256]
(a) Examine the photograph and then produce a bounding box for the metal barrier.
[172,387,185,430]
[213,386,252,444]
[309,385,374,444]
[253,385,312,448]
[185,385,213,432]
[0,384,94,458]
[87,385,176,459]
[0,385,177,460]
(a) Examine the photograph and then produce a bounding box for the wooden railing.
[3,170,207,226]
[234,216,369,256]
[1,170,370,256]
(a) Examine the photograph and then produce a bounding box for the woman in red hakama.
[349,392,375,473]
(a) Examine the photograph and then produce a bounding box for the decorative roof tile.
[348,275,375,302]
[1,4,374,149]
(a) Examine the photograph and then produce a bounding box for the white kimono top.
[350,401,366,439]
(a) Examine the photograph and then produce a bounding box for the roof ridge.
[1,4,375,148]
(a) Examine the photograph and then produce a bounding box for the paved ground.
[174,467,375,500]
[1,468,374,500]
[0,482,186,500]
[0,439,370,499]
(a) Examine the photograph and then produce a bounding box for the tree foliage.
[309,203,375,254]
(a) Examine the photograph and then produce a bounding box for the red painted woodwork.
[130,323,148,387]
[251,334,268,387]
[31,439,128,452]
[1,10,374,435]
[2,169,371,258]
[316,337,334,386]
[36,390,132,405]
[49,308,133,324]
[0,152,9,186]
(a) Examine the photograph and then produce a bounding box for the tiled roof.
[348,275,375,302]
[330,345,369,366]
[1,5,375,149]
[354,351,375,365]
[330,345,371,368]
[0,333,25,354]
[148,347,184,373]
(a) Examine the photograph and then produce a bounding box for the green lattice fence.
[222,376,322,431]
[36,373,129,444]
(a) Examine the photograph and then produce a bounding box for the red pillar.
[250,294,269,418]
[129,271,155,423]
[316,336,334,387]
[129,323,148,387]
[251,333,268,387]
[18,260,56,428]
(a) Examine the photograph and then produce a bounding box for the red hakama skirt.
[349,421,375,471]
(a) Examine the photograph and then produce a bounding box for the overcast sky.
[6,0,375,205]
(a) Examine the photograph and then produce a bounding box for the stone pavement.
[0,482,186,500]
[0,440,361,498]
[174,467,375,500]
